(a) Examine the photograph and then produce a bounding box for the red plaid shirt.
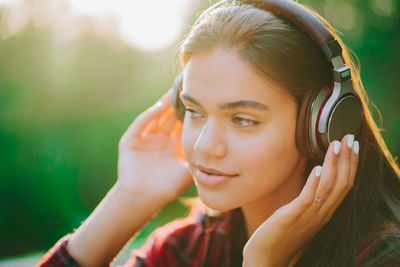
[37,205,400,267]
[37,206,246,267]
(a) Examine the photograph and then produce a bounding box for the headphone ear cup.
[171,73,185,121]
[296,89,317,161]
[298,83,364,162]
[319,91,364,149]
[296,86,331,162]
[308,86,332,161]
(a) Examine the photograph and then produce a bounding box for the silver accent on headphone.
[318,80,354,134]
[309,87,330,159]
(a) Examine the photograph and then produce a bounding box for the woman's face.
[181,48,307,211]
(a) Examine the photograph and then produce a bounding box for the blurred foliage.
[0,0,399,259]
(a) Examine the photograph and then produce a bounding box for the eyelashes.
[231,117,261,129]
[183,108,261,129]
[184,108,201,119]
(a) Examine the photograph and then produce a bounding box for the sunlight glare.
[69,0,191,51]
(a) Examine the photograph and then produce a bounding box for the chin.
[196,186,241,212]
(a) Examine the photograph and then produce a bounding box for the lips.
[196,164,237,176]
[194,165,238,187]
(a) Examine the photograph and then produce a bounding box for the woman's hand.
[66,89,193,266]
[243,134,359,267]
[117,88,193,204]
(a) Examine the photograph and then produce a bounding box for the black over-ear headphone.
[171,0,364,162]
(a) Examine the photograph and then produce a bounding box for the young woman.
[38,0,400,266]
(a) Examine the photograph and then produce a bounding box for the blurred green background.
[0,0,399,264]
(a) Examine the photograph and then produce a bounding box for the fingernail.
[148,101,163,112]
[353,140,359,154]
[315,166,322,177]
[150,101,162,109]
[333,141,341,155]
[347,134,354,149]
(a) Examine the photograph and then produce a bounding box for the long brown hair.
[178,1,400,265]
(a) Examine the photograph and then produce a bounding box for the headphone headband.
[245,0,334,46]
[196,0,342,61]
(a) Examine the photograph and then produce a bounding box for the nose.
[193,118,226,158]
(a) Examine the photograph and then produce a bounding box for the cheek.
[180,115,300,183]
[235,131,285,172]
[234,122,300,187]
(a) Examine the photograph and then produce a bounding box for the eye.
[232,117,260,129]
[184,108,203,119]
[184,107,260,129]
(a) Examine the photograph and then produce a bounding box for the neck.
[241,156,307,238]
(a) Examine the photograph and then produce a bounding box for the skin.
[64,48,359,266]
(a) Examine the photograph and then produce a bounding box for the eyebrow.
[180,93,271,112]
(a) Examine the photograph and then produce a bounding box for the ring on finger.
[314,198,325,204]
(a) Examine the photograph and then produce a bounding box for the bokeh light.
[0,0,194,51]
[68,0,191,51]
[368,0,395,17]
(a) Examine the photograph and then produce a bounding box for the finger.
[171,120,182,140]
[129,89,173,137]
[349,140,359,187]
[313,140,341,206]
[160,107,178,134]
[142,119,159,134]
[176,135,185,159]
[294,165,322,211]
[320,134,354,218]
[325,138,360,218]
[144,106,174,134]
[171,122,185,158]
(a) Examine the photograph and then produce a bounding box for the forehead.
[182,48,292,105]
